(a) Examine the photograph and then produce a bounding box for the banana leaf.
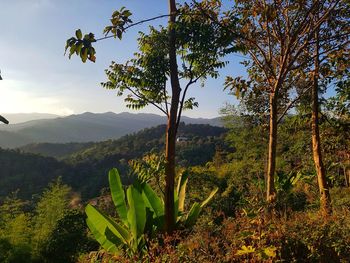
[109,168,128,225]
[126,185,146,242]
[177,170,189,213]
[86,204,130,252]
[142,183,164,229]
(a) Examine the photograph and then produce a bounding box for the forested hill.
[0,123,227,201]
[19,142,95,159]
[0,112,222,148]
[67,123,227,164]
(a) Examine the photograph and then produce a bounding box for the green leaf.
[184,202,201,227]
[86,218,119,253]
[142,183,164,218]
[200,187,218,208]
[81,47,88,63]
[68,44,76,58]
[143,207,154,235]
[177,171,189,213]
[104,227,124,253]
[75,29,82,40]
[174,189,179,222]
[127,185,146,240]
[75,42,83,55]
[117,29,123,40]
[85,204,130,252]
[109,168,128,225]
[142,183,164,229]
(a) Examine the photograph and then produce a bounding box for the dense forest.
[1,112,349,262]
[0,123,226,201]
[1,0,349,262]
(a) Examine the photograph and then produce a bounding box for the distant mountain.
[2,113,59,124]
[0,112,222,148]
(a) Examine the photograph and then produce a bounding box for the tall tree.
[65,1,231,232]
[307,0,349,215]
[311,25,331,215]
[165,0,181,232]
[211,0,344,204]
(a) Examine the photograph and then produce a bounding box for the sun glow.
[0,79,74,115]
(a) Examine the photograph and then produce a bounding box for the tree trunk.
[165,0,181,233]
[0,115,9,124]
[344,166,349,187]
[266,92,278,203]
[312,27,332,216]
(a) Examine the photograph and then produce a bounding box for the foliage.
[0,123,225,201]
[0,193,31,263]
[86,168,218,256]
[82,210,350,262]
[19,142,94,159]
[0,181,93,263]
[31,179,71,258]
[40,210,96,263]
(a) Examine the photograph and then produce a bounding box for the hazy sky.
[0,0,244,118]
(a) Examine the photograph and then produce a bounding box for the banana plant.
[175,170,218,227]
[86,168,218,255]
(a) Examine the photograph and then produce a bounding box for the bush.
[0,238,31,263]
[81,210,350,263]
[41,210,97,263]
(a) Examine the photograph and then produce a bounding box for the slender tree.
[307,0,349,215]
[65,1,232,232]
[311,25,332,215]
[204,0,345,204]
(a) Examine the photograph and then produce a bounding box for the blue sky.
[0,0,244,118]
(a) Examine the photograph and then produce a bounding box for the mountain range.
[0,112,222,148]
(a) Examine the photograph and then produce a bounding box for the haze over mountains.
[0,112,222,148]
[3,113,59,124]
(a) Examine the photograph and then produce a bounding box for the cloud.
[0,79,73,115]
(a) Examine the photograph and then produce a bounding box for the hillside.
[67,123,227,164]
[19,142,95,159]
[0,123,227,201]
[0,112,222,148]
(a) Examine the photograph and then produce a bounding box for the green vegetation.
[0,123,226,201]
[0,181,95,263]
[1,0,349,262]
[1,111,349,261]
[19,142,94,159]
[86,168,217,256]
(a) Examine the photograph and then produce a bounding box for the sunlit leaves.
[103,7,133,40]
[224,76,250,98]
[75,29,82,40]
[235,245,255,256]
[65,31,96,63]
[101,28,169,112]
[176,2,233,82]
[65,7,132,63]
[183,97,199,110]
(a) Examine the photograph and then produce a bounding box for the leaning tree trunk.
[164,0,181,233]
[266,92,278,204]
[312,27,332,216]
[0,115,9,124]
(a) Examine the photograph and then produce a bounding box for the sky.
[0,0,244,118]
